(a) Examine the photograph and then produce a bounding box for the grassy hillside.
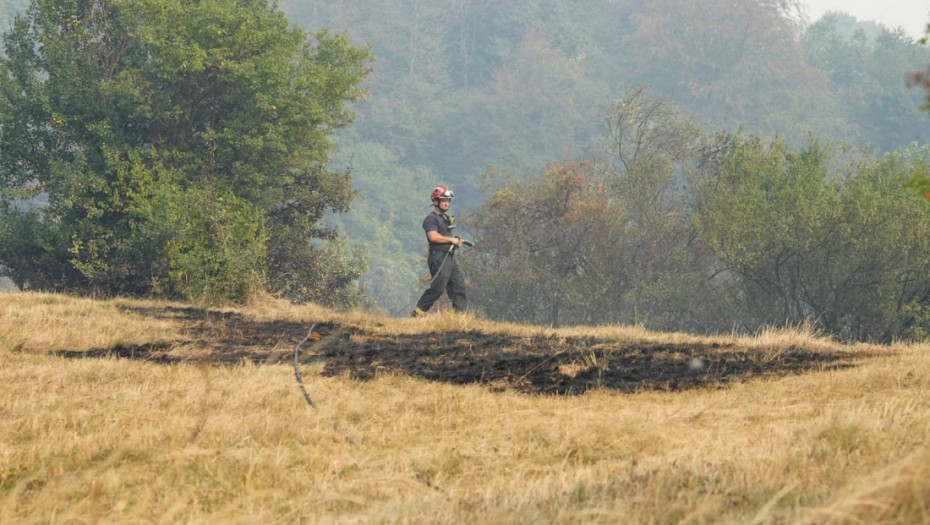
[1,292,929,523]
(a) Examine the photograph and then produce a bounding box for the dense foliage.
[468,90,728,330]
[3,0,930,341]
[0,0,370,303]
[698,138,930,341]
[468,89,930,341]
[272,0,930,315]
[806,13,930,150]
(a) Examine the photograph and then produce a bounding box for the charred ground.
[52,304,876,395]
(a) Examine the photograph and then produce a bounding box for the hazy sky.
[805,0,930,39]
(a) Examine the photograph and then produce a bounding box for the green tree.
[805,13,930,151]
[597,88,735,331]
[695,136,930,341]
[468,162,611,326]
[268,0,930,315]
[469,89,736,331]
[0,0,370,303]
[322,137,434,314]
[616,0,841,141]
[440,30,609,203]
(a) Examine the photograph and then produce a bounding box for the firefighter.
[412,185,467,316]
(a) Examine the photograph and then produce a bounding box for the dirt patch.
[48,304,878,395]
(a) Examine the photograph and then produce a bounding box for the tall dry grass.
[0,293,180,353]
[1,292,928,524]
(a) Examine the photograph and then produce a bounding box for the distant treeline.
[3,0,930,342]
[280,0,930,321]
[468,88,930,342]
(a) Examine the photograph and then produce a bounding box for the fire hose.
[424,238,474,291]
[294,239,475,408]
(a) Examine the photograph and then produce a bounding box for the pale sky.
[804,0,930,39]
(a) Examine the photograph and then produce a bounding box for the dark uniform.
[415,210,467,312]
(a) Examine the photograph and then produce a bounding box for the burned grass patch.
[312,329,870,394]
[50,304,878,395]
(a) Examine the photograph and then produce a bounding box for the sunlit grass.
[0,292,181,354]
[1,291,928,524]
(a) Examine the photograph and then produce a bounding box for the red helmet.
[430,185,453,201]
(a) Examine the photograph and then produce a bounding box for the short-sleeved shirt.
[422,210,454,255]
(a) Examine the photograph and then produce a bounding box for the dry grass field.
[2,291,929,524]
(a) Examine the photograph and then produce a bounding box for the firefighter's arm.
[426,230,463,247]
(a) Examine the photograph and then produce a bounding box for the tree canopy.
[4,0,930,342]
[278,0,930,314]
[0,0,370,303]
[468,89,930,341]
